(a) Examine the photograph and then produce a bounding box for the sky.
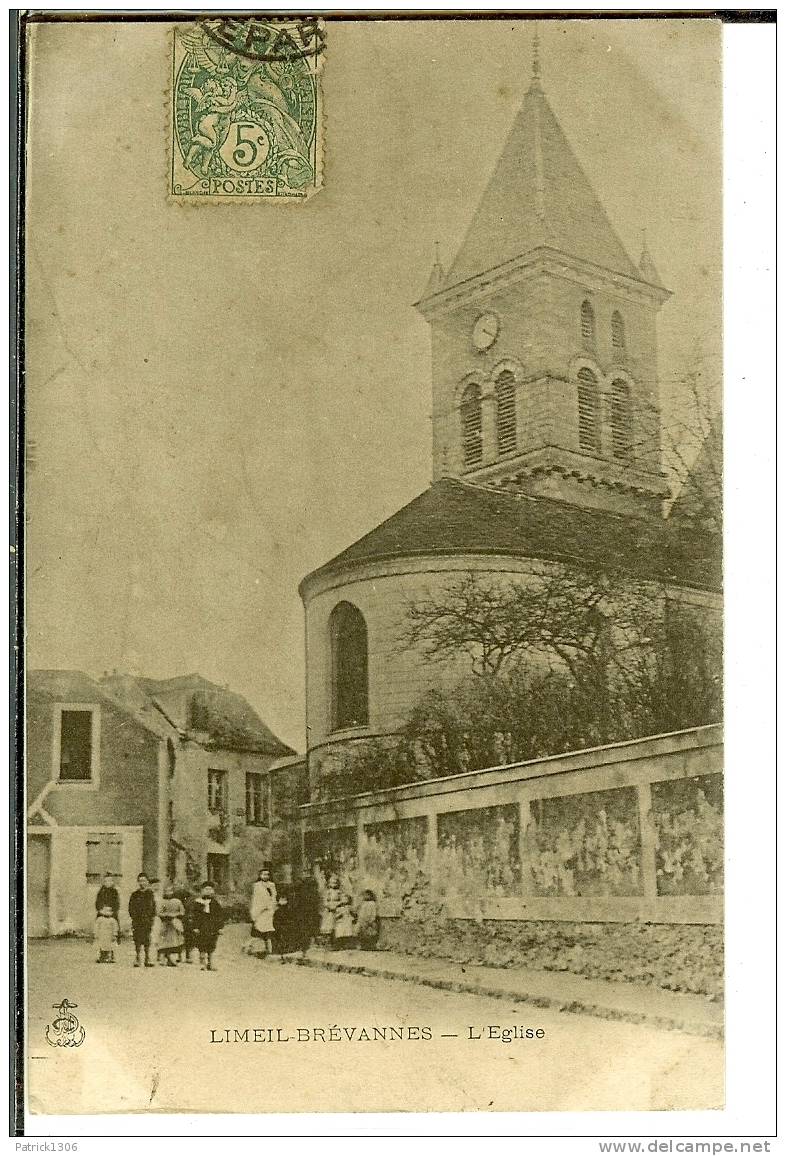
[25,17,721,751]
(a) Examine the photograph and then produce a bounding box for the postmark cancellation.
[170,17,324,202]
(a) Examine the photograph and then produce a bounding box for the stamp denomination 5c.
[170,17,324,202]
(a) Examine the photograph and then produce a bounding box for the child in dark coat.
[128,872,157,967]
[355,889,380,950]
[192,882,225,971]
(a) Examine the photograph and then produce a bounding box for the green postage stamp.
[170,17,324,202]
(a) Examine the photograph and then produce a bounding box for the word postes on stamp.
[170,17,324,202]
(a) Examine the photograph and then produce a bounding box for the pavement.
[280,943,724,1040]
[26,925,724,1117]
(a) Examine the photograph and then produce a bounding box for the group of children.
[93,872,225,971]
[319,876,380,952]
[94,866,383,969]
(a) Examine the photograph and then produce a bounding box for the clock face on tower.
[472,311,500,351]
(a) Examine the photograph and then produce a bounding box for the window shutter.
[611,379,632,459]
[461,384,482,469]
[577,368,600,454]
[580,300,595,344]
[611,311,626,353]
[495,371,517,456]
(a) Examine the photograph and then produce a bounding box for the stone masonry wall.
[378,917,723,998]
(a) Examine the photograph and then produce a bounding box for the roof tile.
[301,479,721,593]
[446,86,642,286]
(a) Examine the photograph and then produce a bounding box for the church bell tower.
[416,36,671,519]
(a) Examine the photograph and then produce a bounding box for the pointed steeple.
[422,241,445,297]
[638,229,665,288]
[446,72,641,287]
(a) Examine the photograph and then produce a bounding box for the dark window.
[460,383,482,470]
[58,709,93,781]
[611,310,626,355]
[207,769,228,813]
[577,368,601,455]
[245,773,268,826]
[206,853,229,892]
[330,601,369,730]
[611,379,633,459]
[580,300,595,344]
[495,371,517,456]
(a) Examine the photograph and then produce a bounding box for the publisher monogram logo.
[45,999,85,1048]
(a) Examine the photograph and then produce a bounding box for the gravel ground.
[26,926,723,1117]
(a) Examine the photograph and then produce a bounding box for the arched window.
[610,379,632,459]
[460,383,482,470]
[611,311,626,356]
[580,300,595,344]
[577,368,600,455]
[495,371,517,456]
[330,602,369,730]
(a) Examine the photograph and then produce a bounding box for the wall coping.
[300,724,722,818]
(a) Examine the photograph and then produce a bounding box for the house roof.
[26,669,177,740]
[100,673,295,757]
[444,81,643,288]
[26,669,295,757]
[299,478,721,594]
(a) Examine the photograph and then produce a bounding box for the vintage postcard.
[21,13,726,1119]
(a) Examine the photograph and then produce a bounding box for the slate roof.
[445,82,642,287]
[26,669,294,756]
[300,479,721,594]
[26,669,177,740]
[100,673,295,756]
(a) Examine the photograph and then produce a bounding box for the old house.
[26,670,295,935]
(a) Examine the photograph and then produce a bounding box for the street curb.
[279,955,724,1040]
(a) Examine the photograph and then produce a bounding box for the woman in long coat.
[250,867,277,956]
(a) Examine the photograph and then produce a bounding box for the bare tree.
[401,568,657,684]
[393,569,721,778]
[623,337,722,527]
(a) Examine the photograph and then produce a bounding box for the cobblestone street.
[27,928,723,1116]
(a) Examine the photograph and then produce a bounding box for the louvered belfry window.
[611,310,626,354]
[461,383,483,469]
[580,300,595,344]
[577,368,601,454]
[611,378,633,459]
[495,371,517,457]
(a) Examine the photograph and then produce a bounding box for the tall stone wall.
[301,726,722,925]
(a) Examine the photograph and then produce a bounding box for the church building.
[299,49,721,796]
